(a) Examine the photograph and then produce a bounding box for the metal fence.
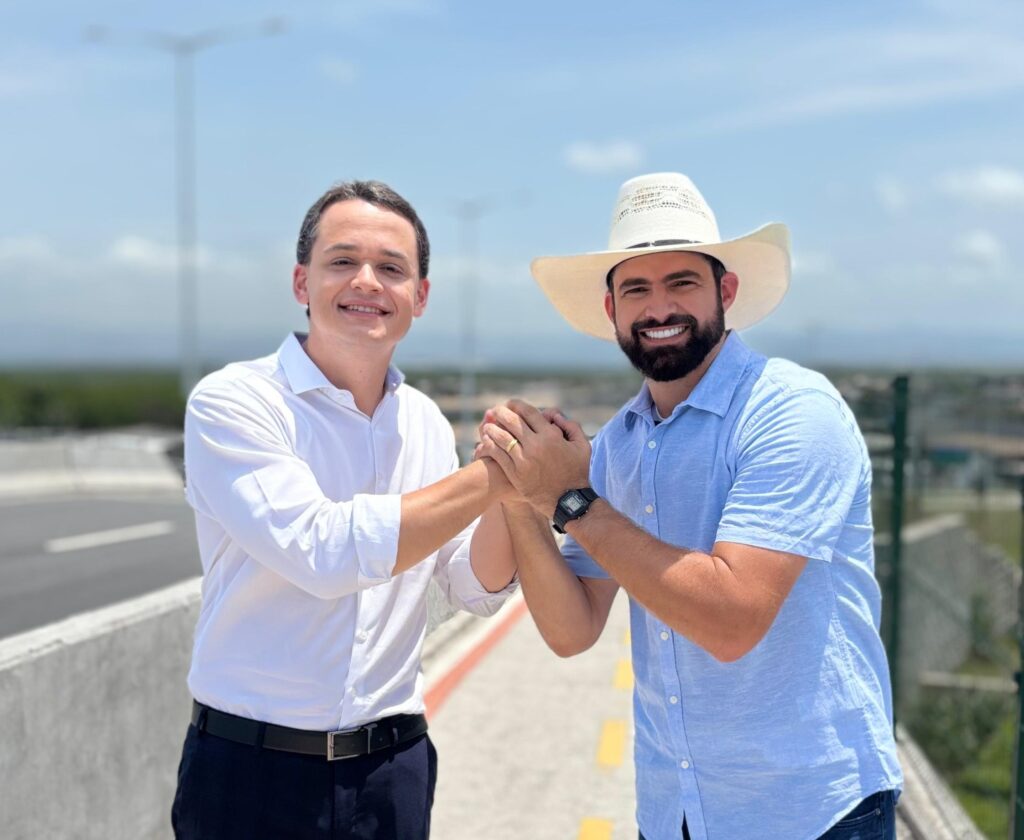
[854,372,1024,840]
[426,365,1024,836]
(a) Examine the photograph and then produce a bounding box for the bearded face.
[615,293,726,382]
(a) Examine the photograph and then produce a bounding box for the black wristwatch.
[552,487,599,534]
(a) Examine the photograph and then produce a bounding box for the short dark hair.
[296,180,430,278]
[605,252,727,291]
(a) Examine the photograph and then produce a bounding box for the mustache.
[630,313,698,339]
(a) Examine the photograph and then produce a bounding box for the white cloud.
[954,229,1005,267]
[427,254,532,288]
[0,236,60,265]
[564,141,643,174]
[791,252,835,276]
[876,178,910,214]
[320,58,358,86]
[0,47,125,101]
[938,166,1024,206]
[647,26,1024,141]
[108,236,180,273]
[919,0,1024,28]
[0,232,294,363]
[104,237,260,275]
[0,235,81,281]
[677,74,1024,138]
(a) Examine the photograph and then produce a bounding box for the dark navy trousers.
[171,723,437,839]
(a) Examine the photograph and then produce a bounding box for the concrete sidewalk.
[424,594,921,840]
[427,592,636,840]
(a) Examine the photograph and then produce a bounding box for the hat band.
[626,238,699,249]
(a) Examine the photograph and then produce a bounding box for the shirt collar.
[277,333,405,396]
[623,331,754,428]
[682,331,753,417]
[623,383,656,428]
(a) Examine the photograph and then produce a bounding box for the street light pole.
[175,45,199,396]
[449,191,529,462]
[452,199,488,461]
[86,20,284,396]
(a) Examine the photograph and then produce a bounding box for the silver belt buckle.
[327,721,377,761]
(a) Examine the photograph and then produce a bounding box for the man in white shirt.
[171,180,519,839]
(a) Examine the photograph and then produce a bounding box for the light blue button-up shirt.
[564,333,902,840]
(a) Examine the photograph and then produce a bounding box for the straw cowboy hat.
[530,172,791,340]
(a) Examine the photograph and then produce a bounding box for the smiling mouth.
[639,325,688,340]
[339,303,389,316]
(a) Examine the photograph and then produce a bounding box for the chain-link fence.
[839,371,1024,840]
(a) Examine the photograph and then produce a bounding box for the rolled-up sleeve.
[430,449,518,616]
[434,527,518,615]
[185,382,400,598]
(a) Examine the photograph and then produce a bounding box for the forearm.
[396,459,510,575]
[503,503,607,656]
[468,503,518,593]
[566,501,771,661]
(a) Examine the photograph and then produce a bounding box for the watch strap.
[552,487,599,534]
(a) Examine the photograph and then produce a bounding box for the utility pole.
[86,19,285,395]
[451,198,489,461]
[887,374,909,730]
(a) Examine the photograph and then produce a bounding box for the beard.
[615,301,726,382]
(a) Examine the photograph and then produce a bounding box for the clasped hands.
[475,399,591,517]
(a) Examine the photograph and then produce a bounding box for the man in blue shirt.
[478,173,902,839]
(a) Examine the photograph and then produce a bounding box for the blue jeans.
[818,790,896,839]
[639,790,896,839]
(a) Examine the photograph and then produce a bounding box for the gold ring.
[504,438,520,454]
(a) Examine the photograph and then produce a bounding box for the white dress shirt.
[183,333,515,730]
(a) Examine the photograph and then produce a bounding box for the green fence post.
[886,375,909,731]
[1012,475,1024,840]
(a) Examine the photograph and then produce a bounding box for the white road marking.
[44,520,175,554]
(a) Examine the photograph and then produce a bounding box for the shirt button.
[645,504,654,514]
[647,440,657,449]
[669,695,679,704]
[356,631,368,643]
[680,759,691,769]
[660,631,670,641]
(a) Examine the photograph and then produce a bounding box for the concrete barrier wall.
[0,576,459,840]
[0,580,200,840]
[0,432,183,498]
[876,514,1021,711]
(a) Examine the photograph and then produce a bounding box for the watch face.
[563,492,586,513]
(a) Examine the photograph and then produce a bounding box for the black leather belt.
[191,701,429,761]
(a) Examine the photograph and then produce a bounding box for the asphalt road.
[0,492,199,639]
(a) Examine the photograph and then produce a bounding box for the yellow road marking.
[614,658,634,691]
[597,719,627,767]
[578,818,613,840]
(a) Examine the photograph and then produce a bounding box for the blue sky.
[1,0,1022,370]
